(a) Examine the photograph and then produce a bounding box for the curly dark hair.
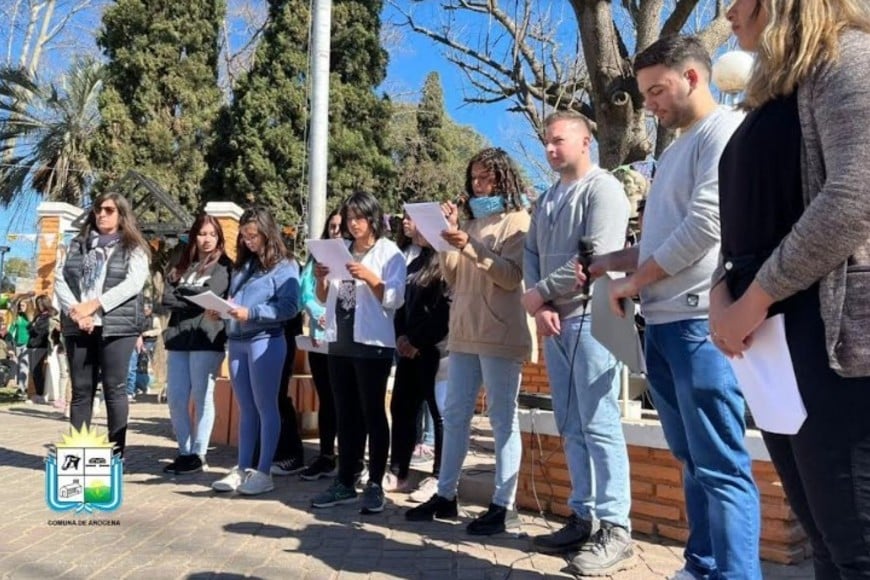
[462,148,527,219]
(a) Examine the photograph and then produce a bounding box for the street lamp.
[0,245,10,291]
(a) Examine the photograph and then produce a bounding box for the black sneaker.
[175,454,203,475]
[405,494,458,522]
[466,503,520,536]
[163,455,183,474]
[270,457,306,476]
[532,513,593,554]
[566,522,637,577]
[300,455,338,481]
[360,482,385,514]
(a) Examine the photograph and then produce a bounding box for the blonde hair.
[744,0,870,108]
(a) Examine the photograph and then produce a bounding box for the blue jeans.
[544,314,631,528]
[438,352,522,508]
[645,319,761,580]
[228,335,286,474]
[166,350,225,458]
[125,342,154,396]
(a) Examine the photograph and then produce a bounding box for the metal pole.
[307,0,332,241]
[0,245,9,290]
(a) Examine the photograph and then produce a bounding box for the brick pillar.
[204,201,244,261]
[35,202,85,296]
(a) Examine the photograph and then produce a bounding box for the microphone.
[577,236,594,300]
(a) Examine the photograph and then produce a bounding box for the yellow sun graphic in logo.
[56,425,114,449]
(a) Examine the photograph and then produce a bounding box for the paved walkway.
[0,399,812,579]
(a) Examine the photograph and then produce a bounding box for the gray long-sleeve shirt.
[639,107,745,325]
[524,166,630,319]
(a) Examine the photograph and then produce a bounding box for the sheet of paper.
[306,238,354,280]
[728,314,807,435]
[590,275,646,374]
[186,291,236,319]
[403,202,453,252]
[295,335,328,355]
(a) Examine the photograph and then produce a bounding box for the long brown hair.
[168,214,227,283]
[462,148,527,219]
[80,191,151,258]
[744,0,870,108]
[235,206,290,271]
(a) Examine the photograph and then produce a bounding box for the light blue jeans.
[437,352,522,508]
[544,314,631,528]
[645,319,761,580]
[166,350,225,458]
[228,335,286,474]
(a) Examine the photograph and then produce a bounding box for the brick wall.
[516,432,810,564]
[35,216,61,295]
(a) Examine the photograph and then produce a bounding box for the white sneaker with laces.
[212,466,246,492]
[409,476,439,503]
[237,470,274,495]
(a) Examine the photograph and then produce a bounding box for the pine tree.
[388,73,487,204]
[205,0,394,229]
[90,0,224,212]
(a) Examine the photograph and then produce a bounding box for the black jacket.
[394,248,450,350]
[27,312,52,349]
[162,255,232,352]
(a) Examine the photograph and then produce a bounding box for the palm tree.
[0,59,104,206]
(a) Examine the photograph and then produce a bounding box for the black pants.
[309,351,336,457]
[329,355,392,487]
[390,346,442,479]
[66,331,137,456]
[273,338,304,462]
[762,290,870,579]
[28,347,48,396]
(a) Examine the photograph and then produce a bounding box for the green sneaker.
[311,480,358,508]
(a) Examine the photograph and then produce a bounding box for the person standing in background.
[10,298,31,400]
[27,295,56,405]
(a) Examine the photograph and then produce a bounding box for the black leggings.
[308,352,336,457]
[274,340,304,462]
[762,289,870,579]
[66,331,137,456]
[329,355,392,487]
[29,347,48,396]
[390,346,442,479]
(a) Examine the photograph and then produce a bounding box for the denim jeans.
[645,319,761,580]
[166,350,225,458]
[544,314,631,528]
[437,352,522,508]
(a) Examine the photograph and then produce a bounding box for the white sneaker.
[237,470,274,496]
[212,466,245,492]
[668,568,698,580]
[409,476,439,503]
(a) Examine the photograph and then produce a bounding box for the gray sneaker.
[566,522,637,577]
[359,482,385,514]
[311,480,358,508]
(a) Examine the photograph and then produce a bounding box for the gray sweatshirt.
[639,107,745,325]
[524,166,630,319]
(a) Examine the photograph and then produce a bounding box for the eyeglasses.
[94,205,117,216]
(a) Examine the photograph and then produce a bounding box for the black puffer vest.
[61,237,144,337]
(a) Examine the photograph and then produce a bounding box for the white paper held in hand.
[186,291,236,319]
[306,238,354,280]
[727,314,807,435]
[403,202,453,252]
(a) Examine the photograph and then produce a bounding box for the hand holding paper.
[186,291,236,319]
[307,238,354,280]
[403,202,453,252]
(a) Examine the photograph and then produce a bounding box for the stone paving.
[0,399,812,579]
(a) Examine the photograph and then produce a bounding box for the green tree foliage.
[205,0,394,228]
[3,257,30,279]
[0,59,103,206]
[90,0,224,213]
[387,72,487,205]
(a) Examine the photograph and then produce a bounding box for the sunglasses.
[94,205,117,216]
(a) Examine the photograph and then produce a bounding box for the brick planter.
[517,410,810,565]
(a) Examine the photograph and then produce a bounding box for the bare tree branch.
[661,0,700,37]
[696,0,732,52]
